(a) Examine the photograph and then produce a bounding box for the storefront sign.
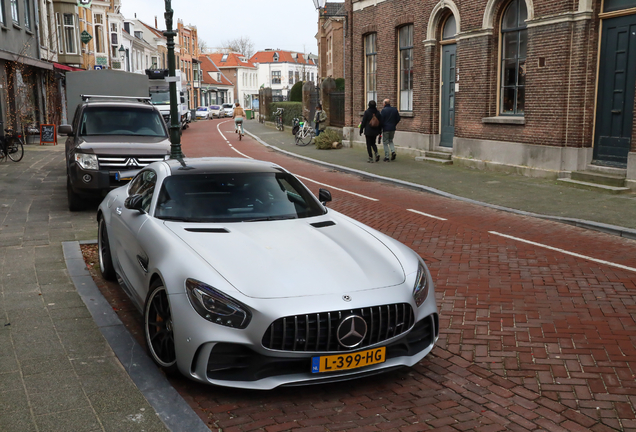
[78,0,92,8]
[80,31,93,44]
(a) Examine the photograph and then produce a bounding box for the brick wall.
[344,0,635,156]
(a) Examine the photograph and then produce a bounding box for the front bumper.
[169,286,439,389]
[68,165,130,197]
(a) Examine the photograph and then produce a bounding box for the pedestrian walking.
[359,100,383,163]
[314,104,327,137]
[380,98,401,161]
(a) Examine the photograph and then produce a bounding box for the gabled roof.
[199,55,234,86]
[323,2,345,16]
[206,52,256,69]
[250,50,316,66]
[138,20,165,39]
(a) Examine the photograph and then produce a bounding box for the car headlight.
[185,279,251,329]
[74,153,98,170]
[413,261,429,307]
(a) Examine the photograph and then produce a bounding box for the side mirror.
[318,188,332,205]
[124,194,145,213]
[59,124,73,136]
[180,97,185,103]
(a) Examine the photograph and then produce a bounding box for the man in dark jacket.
[380,99,401,161]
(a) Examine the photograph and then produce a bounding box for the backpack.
[369,113,379,128]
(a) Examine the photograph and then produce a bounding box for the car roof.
[164,157,286,176]
[82,101,157,110]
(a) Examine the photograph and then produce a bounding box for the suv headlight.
[413,261,429,307]
[74,153,98,170]
[185,279,251,329]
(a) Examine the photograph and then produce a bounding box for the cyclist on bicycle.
[233,102,246,135]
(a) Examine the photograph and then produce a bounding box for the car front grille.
[98,155,165,169]
[262,303,415,353]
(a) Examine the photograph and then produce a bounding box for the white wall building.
[251,50,318,98]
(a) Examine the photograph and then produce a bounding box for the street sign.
[78,0,92,8]
[94,65,103,70]
[80,31,92,44]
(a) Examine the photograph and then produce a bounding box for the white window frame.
[365,33,377,105]
[62,13,77,54]
[10,0,18,23]
[23,0,30,29]
[93,13,104,53]
[56,13,63,54]
[398,25,414,112]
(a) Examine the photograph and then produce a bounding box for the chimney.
[155,16,158,28]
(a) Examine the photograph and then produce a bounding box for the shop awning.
[53,63,84,72]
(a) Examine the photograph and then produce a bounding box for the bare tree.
[198,38,209,54]
[222,36,255,58]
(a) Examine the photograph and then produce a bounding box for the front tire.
[7,137,24,162]
[98,217,116,281]
[67,177,86,211]
[144,280,179,375]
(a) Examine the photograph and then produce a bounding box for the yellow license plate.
[311,347,386,373]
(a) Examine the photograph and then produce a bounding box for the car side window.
[138,171,157,213]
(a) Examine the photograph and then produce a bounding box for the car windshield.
[210,105,220,110]
[80,107,167,137]
[155,172,326,222]
[197,107,208,111]
[222,104,233,109]
[150,90,170,105]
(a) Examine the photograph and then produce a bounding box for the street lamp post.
[311,0,326,10]
[118,45,126,70]
[163,0,183,159]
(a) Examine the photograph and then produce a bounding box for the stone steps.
[556,178,632,194]
[570,170,626,187]
[415,150,453,165]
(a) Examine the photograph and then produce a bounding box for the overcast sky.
[120,0,343,55]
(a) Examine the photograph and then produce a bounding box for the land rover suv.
[60,96,171,211]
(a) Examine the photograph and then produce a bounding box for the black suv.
[60,96,171,211]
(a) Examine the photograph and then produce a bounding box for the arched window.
[500,0,527,115]
[442,15,457,40]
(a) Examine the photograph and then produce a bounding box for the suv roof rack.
[80,94,152,104]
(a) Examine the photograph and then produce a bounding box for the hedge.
[289,81,304,102]
[268,102,304,126]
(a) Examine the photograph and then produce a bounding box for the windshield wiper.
[243,215,298,222]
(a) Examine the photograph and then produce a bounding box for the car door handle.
[116,207,122,215]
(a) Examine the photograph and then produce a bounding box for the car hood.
[77,136,171,154]
[166,217,405,299]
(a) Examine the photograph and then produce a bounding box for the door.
[440,44,456,148]
[594,14,636,166]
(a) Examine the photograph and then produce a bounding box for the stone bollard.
[321,77,336,127]
[261,87,272,123]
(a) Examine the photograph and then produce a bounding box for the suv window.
[80,107,167,137]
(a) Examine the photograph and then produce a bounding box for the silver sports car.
[97,157,439,389]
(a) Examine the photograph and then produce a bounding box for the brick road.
[88,119,636,431]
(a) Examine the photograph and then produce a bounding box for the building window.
[10,0,18,23]
[56,13,63,54]
[272,70,281,84]
[63,13,77,54]
[221,53,228,62]
[0,0,5,25]
[365,33,377,105]
[273,53,279,62]
[398,25,413,111]
[289,73,294,85]
[23,0,30,29]
[500,0,527,115]
[94,14,104,53]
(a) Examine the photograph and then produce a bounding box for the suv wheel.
[67,177,86,212]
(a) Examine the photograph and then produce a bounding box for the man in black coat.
[380,99,401,161]
[359,100,383,163]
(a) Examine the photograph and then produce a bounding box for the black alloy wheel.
[144,280,179,374]
[97,217,115,281]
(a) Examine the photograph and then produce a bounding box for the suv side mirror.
[124,194,145,213]
[180,97,185,103]
[59,124,73,136]
[318,188,332,205]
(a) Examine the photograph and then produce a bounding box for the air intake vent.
[310,221,336,228]
[185,228,229,233]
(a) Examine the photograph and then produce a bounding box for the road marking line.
[231,147,253,159]
[295,175,379,201]
[489,231,636,273]
[407,209,447,221]
[216,120,230,141]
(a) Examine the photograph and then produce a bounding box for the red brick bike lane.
[152,119,636,431]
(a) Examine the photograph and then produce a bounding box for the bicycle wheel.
[297,128,313,146]
[8,138,24,162]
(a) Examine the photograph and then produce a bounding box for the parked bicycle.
[0,123,25,162]
[294,116,314,146]
[275,108,284,131]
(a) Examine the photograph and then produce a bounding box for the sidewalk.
[244,120,636,236]
[0,145,200,432]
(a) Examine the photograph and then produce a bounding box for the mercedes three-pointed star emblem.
[337,315,368,348]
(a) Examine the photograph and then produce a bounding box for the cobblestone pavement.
[85,119,636,431]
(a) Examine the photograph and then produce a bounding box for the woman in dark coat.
[359,100,383,163]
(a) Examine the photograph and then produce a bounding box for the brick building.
[343,0,636,189]
[317,2,346,80]
[177,20,199,109]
